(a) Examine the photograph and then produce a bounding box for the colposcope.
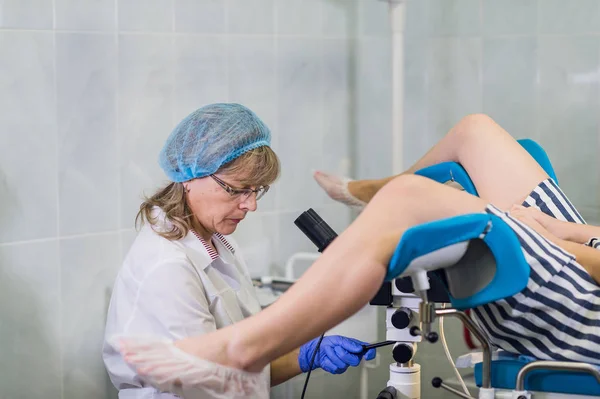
[294,208,490,399]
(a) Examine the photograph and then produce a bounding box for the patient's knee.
[453,113,498,141]
[379,174,432,198]
[457,113,496,129]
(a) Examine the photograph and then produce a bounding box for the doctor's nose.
[239,193,258,212]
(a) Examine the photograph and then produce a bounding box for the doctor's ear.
[183,184,190,193]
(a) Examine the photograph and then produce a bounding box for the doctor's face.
[184,172,261,236]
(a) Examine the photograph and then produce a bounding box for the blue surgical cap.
[159,103,272,182]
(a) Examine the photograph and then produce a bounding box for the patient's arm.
[554,222,600,244]
[511,207,600,284]
[555,240,600,285]
[512,204,600,244]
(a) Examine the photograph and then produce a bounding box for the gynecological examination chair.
[295,139,600,399]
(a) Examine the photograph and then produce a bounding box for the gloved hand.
[298,335,376,375]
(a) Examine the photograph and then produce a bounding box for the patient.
[116,114,600,397]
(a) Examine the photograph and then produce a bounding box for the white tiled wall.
[0,241,62,399]
[0,1,394,398]
[4,1,597,399]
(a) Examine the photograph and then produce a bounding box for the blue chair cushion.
[385,213,529,310]
[474,358,600,396]
[415,162,479,196]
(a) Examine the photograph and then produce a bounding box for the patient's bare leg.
[118,175,490,382]
[318,114,548,210]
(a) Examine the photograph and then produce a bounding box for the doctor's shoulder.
[122,207,192,278]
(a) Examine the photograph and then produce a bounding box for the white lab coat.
[102,210,270,399]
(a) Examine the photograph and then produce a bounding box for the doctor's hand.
[298,335,376,375]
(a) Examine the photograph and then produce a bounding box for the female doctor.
[102,103,375,399]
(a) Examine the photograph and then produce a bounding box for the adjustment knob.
[392,343,414,364]
[426,332,439,343]
[391,308,412,329]
[395,277,414,293]
[410,326,421,337]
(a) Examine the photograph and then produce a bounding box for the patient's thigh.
[455,117,549,209]
[354,175,488,235]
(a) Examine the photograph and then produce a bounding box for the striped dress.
[472,178,600,365]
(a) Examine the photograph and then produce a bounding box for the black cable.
[300,333,325,399]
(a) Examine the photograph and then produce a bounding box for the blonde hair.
[136,146,280,240]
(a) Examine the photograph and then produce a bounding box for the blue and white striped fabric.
[472,178,600,365]
[587,237,600,250]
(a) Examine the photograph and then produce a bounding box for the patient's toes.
[313,170,366,207]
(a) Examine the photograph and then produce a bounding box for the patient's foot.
[313,171,380,208]
[113,335,268,399]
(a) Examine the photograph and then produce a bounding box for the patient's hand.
[509,206,561,244]
[510,205,565,239]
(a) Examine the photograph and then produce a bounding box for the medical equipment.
[298,336,376,374]
[294,209,416,397]
[295,208,338,253]
[368,139,600,399]
[252,276,294,293]
[298,139,600,399]
[293,209,340,398]
[294,207,427,398]
[361,340,398,355]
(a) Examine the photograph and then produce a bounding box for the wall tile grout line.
[51,0,64,397]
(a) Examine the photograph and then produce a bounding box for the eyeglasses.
[210,174,270,201]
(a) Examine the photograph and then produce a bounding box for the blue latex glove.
[298,335,376,375]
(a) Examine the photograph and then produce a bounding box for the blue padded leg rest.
[385,213,530,310]
[415,162,479,196]
[474,359,600,396]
